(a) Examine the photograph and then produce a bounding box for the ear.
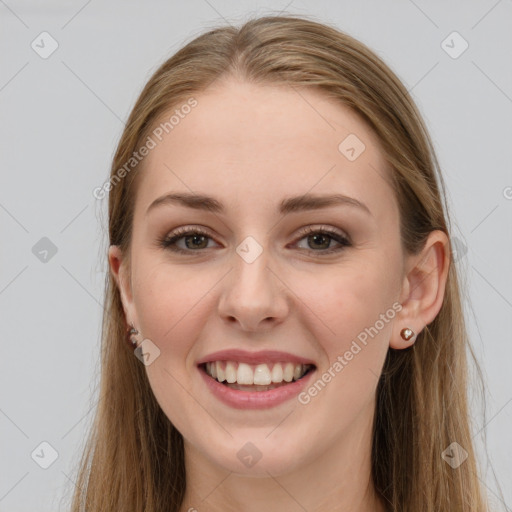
[390,230,450,349]
[108,245,137,329]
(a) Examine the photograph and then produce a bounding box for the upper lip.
[196,349,316,366]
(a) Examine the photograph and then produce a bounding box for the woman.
[71,14,491,511]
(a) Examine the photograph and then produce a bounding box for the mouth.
[199,360,316,392]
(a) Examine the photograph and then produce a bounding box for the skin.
[109,77,449,512]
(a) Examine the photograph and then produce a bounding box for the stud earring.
[127,324,139,347]
[400,327,415,341]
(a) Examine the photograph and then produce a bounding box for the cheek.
[294,258,399,357]
[292,266,396,425]
[130,260,213,430]
[131,258,198,345]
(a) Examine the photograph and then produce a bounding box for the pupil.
[187,235,207,249]
[310,234,328,249]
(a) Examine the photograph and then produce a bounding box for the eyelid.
[292,224,350,243]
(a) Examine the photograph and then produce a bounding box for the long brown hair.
[68,14,493,511]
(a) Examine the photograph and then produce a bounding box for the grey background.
[1,1,511,510]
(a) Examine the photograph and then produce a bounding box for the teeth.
[237,363,254,385]
[283,362,294,382]
[216,362,226,382]
[271,363,283,382]
[204,361,311,385]
[254,364,272,385]
[225,361,237,383]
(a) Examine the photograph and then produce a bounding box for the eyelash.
[158,225,352,256]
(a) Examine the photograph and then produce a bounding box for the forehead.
[135,78,396,221]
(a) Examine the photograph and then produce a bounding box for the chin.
[193,432,310,477]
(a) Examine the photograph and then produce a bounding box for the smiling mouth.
[200,361,316,391]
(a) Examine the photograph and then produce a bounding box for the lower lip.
[198,365,316,410]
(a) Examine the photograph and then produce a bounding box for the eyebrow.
[146,192,372,217]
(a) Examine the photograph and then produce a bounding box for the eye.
[158,226,217,254]
[292,225,351,255]
[158,225,352,256]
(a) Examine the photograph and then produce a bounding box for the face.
[110,78,410,476]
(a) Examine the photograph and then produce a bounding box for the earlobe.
[390,230,450,349]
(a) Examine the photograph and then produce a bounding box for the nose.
[217,245,289,333]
